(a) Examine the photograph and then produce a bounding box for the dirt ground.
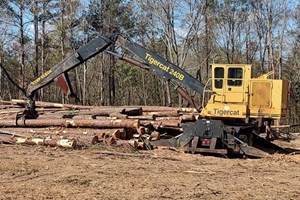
[1,135,300,200]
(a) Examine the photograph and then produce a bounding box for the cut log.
[140,106,179,112]
[124,128,137,140]
[119,130,127,140]
[14,137,76,148]
[143,111,179,117]
[0,109,23,115]
[47,107,142,117]
[0,127,127,138]
[109,112,128,119]
[137,141,145,149]
[121,107,142,116]
[75,135,99,147]
[128,115,156,120]
[140,120,180,128]
[103,136,116,145]
[0,118,139,129]
[128,139,138,148]
[155,116,180,121]
[11,99,94,109]
[178,107,198,113]
[0,134,76,148]
[112,129,121,139]
[180,114,196,122]
[69,115,95,120]
[65,119,140,129]
[150,131,161,140]
[137,127,146,135]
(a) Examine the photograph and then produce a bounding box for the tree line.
[0,0,299,124]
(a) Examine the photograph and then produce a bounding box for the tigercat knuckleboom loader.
[18,32,289,157]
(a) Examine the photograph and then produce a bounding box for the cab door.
[224,66,245,103]
[212,66,225,102]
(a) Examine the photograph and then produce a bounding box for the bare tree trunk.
[266,5,274,77]
[75,68,82,103]
[277,0,287,79]
[0,40,3,99]
[82,13,88,105]
[60,0,65,60]
[0,70,1,100]
[267,16,275,78]
[205,0,210,80]
[34,0,39,100]
[41,0,47,101]
[165,81,172,106]
[60,0,66,104]
[142,73,147,105]
[99,55,104,105]
[83,63,87,105]
[108,54,116,106]
[19,3,25,98]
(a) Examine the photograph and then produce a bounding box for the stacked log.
[0,99,199,149]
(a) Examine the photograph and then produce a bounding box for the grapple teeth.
[15,98,38,126]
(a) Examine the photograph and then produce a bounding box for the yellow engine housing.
[200,64,289,120]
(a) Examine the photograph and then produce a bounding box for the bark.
[140,120,180,128]
[266,4,274,75]
[180,115,196,122]
[140,106,179,112]
[204,0,211,80]
[11,99,94,109]
[109,112,128,119]
[34,0,39,99]
[60,107,142,117]
[40,0,47,100]
[142,111,179,118]
[1,118,140,128]
[19,3,25,98]
[128,115,156,120]
[0,134,76,148]
[0,127,126,138]
[75,135,99,147]
[276,0,287,79]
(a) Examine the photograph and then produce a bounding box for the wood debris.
[0,99,199,150]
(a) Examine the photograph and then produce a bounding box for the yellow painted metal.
[200,64,289,120]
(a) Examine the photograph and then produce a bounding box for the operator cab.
[201,64,252,118]
[211,64,251,103]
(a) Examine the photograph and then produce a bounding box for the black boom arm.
[26,33,117,98]
[116,36,205,95]
[18,33,117,120]
[20,32,204,120]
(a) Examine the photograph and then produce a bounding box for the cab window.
[214,67,224,89]
[227,68,243,86]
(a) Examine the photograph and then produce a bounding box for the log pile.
[0,99,200,149]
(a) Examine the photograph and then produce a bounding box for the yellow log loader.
[17,32,289,157]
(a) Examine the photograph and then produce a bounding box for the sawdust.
[0,135,300,200]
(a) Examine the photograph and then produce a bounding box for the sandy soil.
[1,136,300,200]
